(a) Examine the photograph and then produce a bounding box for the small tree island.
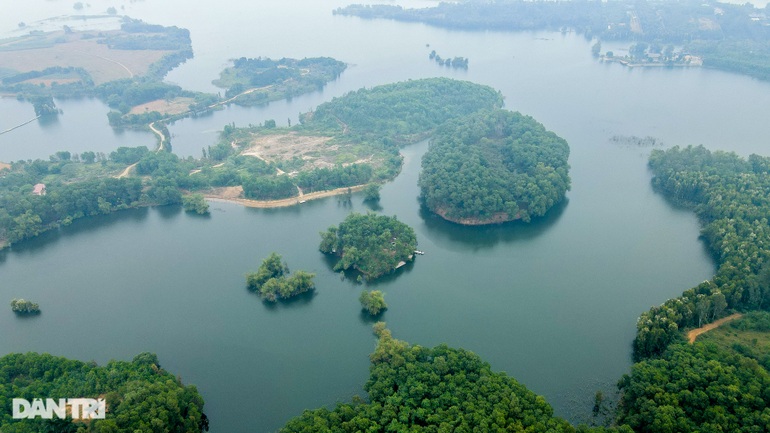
[360,290,387,316]
[320,213,417,280]
[419,109,570,224]
[10,299,40,315]
[246,253,315,302]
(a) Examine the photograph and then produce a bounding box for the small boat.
[299,200,306,204]
[414,250,425,255]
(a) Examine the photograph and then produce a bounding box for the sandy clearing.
[688,313,743,344]
[129,97,195,116]
[242,132,335,169]
[0,162,10,171]
[204,185,365,208]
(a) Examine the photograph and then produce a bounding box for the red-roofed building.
[32,183,46,196]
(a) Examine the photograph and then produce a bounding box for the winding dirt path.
[204,184,364,209]
[116,162,137,179]
[688,313,743,344]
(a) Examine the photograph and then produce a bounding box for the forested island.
[359,290,387,316]
[10,298,40,315]
[336,0,770,81]
[616,145,770,432]
[320,213,417,280]
[281,323,631,432]
[419,109,570,225]
[213,56,346,105]
[246,253,315,302]
[0,352,207,432]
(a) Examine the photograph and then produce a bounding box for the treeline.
[429,50,468,69]
[420,109,570,224]
[336,1,770,81]
[99,17,192,51]
[319,213,417,280]
[282,324,631,432]
[633,145,770,360]
[0,352,207,432]
[614,145,770,432]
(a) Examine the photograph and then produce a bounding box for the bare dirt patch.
[0,162,11,172]
[205,185,366,209]
[0,31,171,84]
[130,97,195,116]
[242,132,337,169]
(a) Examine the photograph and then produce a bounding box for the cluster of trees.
[182,194,209,215]
[337,1,770,81]
[282,323,632,432]
[0,352,207,432]
[246,253,315,302]
[429,50,469,69]
[359,290,387,316]
[618,343,770,433]
[319,213,417,280]
[420,109,570,224]
[99,18,191,51]
[10,299,40,315]
[213,56,346,104]
[633,145,770,360]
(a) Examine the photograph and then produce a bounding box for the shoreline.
[204,185,366,209]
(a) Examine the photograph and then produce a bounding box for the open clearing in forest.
[241,132,337,170]
[241,132,380,171]
[129,97,195,116]
[0,31,171,84]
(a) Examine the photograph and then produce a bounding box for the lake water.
[3,0,770,432]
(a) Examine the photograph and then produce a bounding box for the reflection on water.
[419,198,570,251]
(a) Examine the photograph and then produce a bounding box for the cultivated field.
[0,31,171,84]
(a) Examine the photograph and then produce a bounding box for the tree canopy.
[420,109,570,224]
[320,213,417,280]
[281,324,632,433]
[246,253,315,302]
[0,352,207,433]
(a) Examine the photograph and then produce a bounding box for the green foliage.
[10,299,40,315]
[420,109,570,224]
[320,213,417,280]
[214,57,346,104]
[0,158,145,246]
[246,253,315,302]
[618,343,770,433]
[304,77,504,145]
[362,183,381,202]
[359,290,387,316]
[109,146,150,165]
[634,146,770,360]
[282,325,631,433]
[0,352,206,432]
[182,194,209,215]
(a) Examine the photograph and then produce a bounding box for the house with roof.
[32,183,46,196]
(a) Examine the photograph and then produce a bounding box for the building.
[32,183,46,196]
